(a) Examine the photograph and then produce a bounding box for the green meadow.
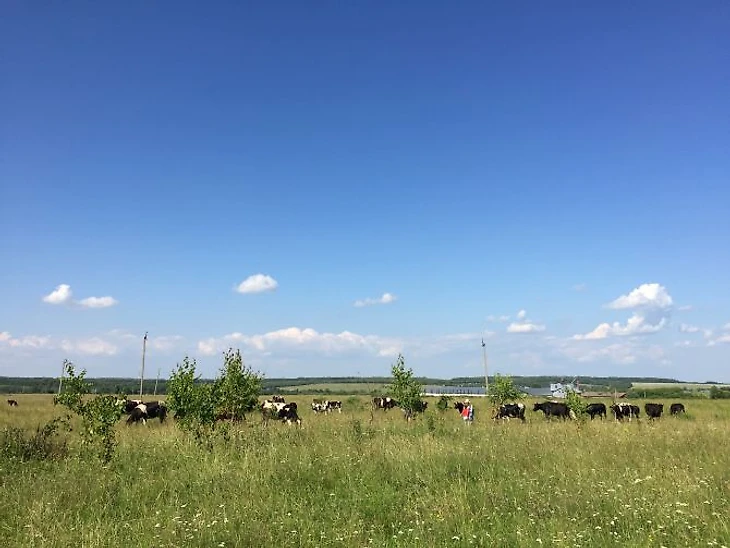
[1,395,729,547]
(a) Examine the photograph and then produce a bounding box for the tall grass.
[0,395,729,546]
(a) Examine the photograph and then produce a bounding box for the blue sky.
[1,2,729,381]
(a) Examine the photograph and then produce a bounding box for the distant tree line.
[3,374,718,396]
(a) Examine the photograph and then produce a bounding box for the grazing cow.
[7,399,18,407]
[127,403,149,425]
[610,403,640,421]
[644,402,664,420]
[670,402,686,415]
[117,398,143,414]
[372,396,398,410]
[311,399,328,413]
[454,401,465,414]
[586,403,607,420]
[272,395,286,403]
[325,400,342,413]
[262,400,301,425]
[143,401,167,423]
[494,402,526,422]
[533,401,573,420]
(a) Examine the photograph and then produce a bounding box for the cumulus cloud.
[607,283,673,310]
[42,284,118,308]
[506,310,545,334]
[354,292,397,307]
[43,284,73,305]
[507,322,546,334]
[0,331,11,342]
[708,333,730,346]
[78,296,119,309]
[556,338,666,366]
[574,283,674,341]
[574,314,667,340]
[198,327,401,358]
[61,337,118,356]
[235,274,278,294]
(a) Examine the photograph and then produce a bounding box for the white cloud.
[574,283,674,341]
[607,283,673,310]
[556,337,666,366]
[0,331,11,342]
[235,274,278,294]
[149,335,184,352]
[709,333,730,346]
[507,322,546,334]
[198,326,401,358]
[724,323,730,331]
[573,313,666,340]
[354,292,397,307]
[506,310,545,333]
[6,334,52,349]
[679,323,700,334]
[61,337,118,356]
[78,296,119,309]
[43,284,73,305]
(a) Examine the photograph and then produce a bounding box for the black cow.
[454,401,465,414]
[670,402,686,415]
[610,403,640,421]
[644,403,664,420]
[7,399,18,407]
[533,401,573,420]
[494,403,526,422]
[372,396,398,410]
[586,403,607,420]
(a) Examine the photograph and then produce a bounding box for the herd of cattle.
[7,396,687,425]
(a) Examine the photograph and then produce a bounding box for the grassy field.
[1,394,729,547]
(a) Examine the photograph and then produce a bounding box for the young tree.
[216,348,262,421]
[488,373,524,409]
[388,354,424,421]
[54,360,125,463]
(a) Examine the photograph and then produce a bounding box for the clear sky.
[1,2,729,382]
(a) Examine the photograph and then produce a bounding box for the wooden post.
[58,360,65,395]
[139,332,148,399]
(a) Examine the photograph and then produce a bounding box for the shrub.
[0,418,68,461]
[488,374,524,408]
[436,395,452,412]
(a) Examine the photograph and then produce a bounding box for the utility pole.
[58,359,66,395]
[139,332,148,399]
[482,338,489,396]
[153,367,160,396]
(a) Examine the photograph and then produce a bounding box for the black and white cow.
[372,396,398,410]
[494,403,526,422]
[644,402,664,420]
[610,402,640,421]
[7,399,18,407]
[126,401,167,425]
[585,402,607,420]
[311,399,328,413]
[533,401,574,420]
[454,401,465,414]
[326,400,342,413]
[670,402,686,415]
[118,398,143,414]
[262,400,301,425]
[271,395,286,403]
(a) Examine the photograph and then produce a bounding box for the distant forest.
[0,374,702,396]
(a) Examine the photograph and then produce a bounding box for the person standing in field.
[461,399,474,424]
